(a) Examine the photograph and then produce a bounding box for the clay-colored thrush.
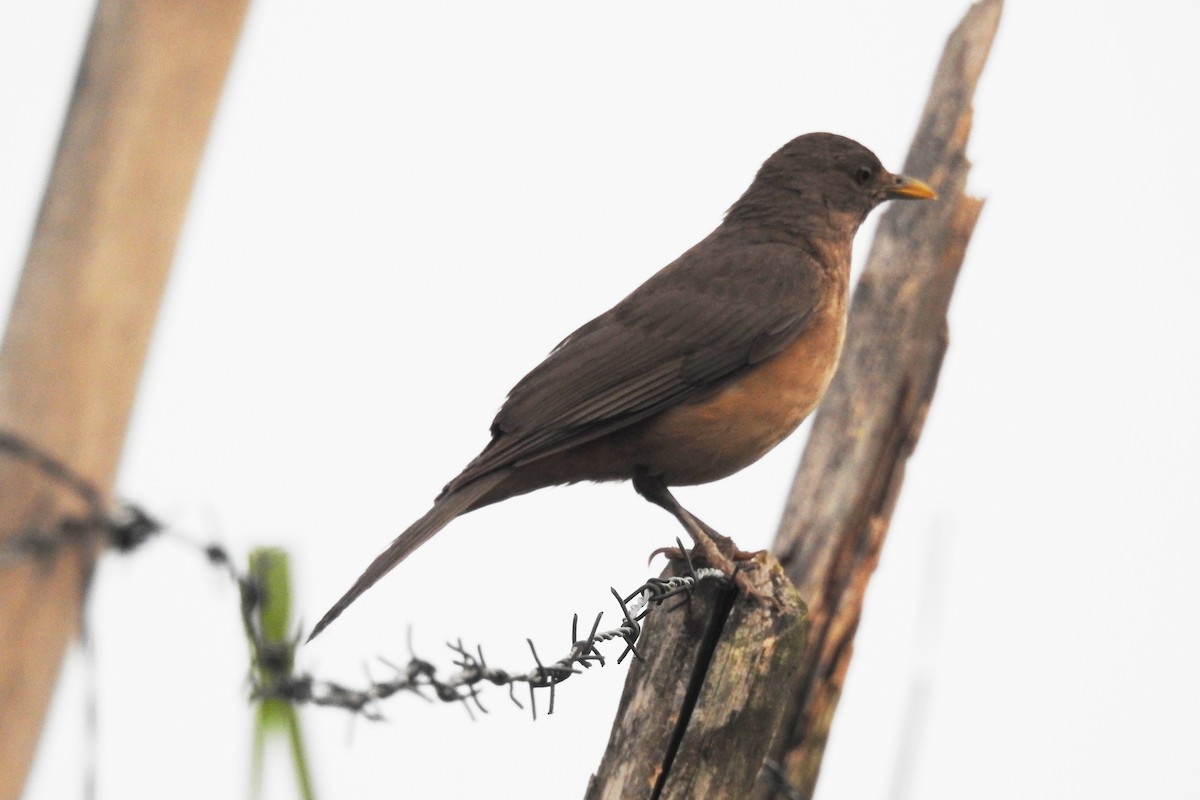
[309,132,935,640]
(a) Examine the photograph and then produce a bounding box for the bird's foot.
[691,532,774,605]
[651,537,774,607]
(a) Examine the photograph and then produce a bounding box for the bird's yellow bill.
[888,175,938,201]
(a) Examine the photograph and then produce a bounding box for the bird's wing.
[446,236,829,490]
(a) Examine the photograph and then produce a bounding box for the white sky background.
[3,2,1199,798]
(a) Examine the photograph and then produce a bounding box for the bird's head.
[729,132,936,237]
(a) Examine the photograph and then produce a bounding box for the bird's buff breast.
[635,301,847,486]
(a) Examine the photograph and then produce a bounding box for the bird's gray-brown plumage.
[308,132,935,640]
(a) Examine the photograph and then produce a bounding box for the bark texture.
[586,554,807,800]
[759,2,1003,797]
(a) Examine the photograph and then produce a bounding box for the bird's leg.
[646,509,762,563]
[632,472,768,601]
[679,512,765,562]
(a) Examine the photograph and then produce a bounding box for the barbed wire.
[252,562,724,721]
[0,430,728,720]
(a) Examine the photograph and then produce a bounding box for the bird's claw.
[647,544,687,564]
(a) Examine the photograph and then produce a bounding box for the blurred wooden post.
[0,2,249,797]
[758,2,1002,797]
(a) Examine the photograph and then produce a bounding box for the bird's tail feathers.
[306,469,511,641]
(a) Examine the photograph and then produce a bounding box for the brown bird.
[308,132,935,640]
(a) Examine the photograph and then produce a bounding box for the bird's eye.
[854,165,874,186]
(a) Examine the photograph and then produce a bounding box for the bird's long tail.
[306,469,511,641]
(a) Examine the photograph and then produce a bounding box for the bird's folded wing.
[448,238,827,488]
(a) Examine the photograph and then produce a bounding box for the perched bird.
[309,132,935,640]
